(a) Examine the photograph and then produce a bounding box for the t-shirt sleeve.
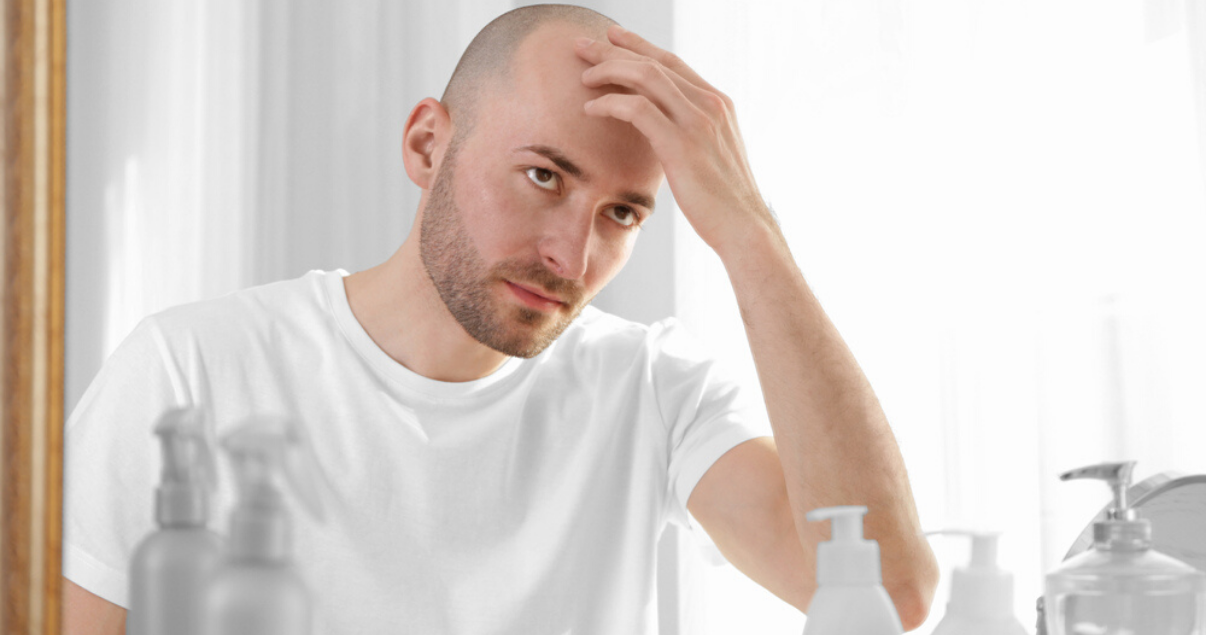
[647,316,774,560]
[61,315,191,608]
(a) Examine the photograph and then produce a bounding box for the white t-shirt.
[62,268,773,634]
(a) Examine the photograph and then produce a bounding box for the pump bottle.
[200,415,328,635]
[926,529,1029,635]
[1043,461,1206,635]
[802,505,904,635]
[127,406,225,635]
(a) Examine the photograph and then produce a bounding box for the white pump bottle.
[127,406,225,635]
[802,505,904,635]
[200,415,328,635]
[926,530,1029,635]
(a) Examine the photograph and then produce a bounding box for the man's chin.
[494,309,575,359]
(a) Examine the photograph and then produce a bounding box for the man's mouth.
[508,281,562,303]
[505,281,564,309]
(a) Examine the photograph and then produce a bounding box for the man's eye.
[525,167,559,191]
[605,206,641,229]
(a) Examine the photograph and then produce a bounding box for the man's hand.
[574,24,776,256]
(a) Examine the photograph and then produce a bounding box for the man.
[63,4,938,633]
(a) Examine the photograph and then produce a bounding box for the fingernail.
[575,37,593,48]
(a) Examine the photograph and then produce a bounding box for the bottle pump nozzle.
[152,406,219,527]
[1059,460,1150,549]
[1060,461,1135,521]
[222,415,329,562]
[807,505,881,586]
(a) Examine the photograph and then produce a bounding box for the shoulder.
[143,269,333,349]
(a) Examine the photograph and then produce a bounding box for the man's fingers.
[575,35,720,120]
[581,59,702,126]
[584,93,679,158]
[605,24,728,100]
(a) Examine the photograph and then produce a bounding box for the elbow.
[896,584,937,632]
[890,543,941,632]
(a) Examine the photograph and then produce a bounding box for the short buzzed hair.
[439,4,618,148]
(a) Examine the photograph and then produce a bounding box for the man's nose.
[537,203,595,281]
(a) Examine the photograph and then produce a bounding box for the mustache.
[500,264,579,303]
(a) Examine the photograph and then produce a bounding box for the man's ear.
[402,97,451,191]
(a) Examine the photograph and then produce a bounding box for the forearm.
[715,217,938,626]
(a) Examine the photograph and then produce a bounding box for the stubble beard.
[418,137,585,360]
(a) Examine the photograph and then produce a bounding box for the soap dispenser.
[128,406,225,635]
[926,530,1029,635]
[200,416,327,635]
[802,505,904,635]
[1043,461,1206,635]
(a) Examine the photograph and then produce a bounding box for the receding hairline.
[439,4,619,145]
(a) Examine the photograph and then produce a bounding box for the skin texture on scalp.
[440,4,619,148]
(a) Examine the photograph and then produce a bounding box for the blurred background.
[65,0,1206,633]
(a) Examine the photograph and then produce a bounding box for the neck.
[342,236,510,383]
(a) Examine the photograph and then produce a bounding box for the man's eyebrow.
[514,144,656,214]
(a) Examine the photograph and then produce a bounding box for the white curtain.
[66,0,511,390]
[673,0,1206,632]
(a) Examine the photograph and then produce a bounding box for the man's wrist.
[714,202,794,276]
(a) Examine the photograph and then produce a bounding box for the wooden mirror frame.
[2,0,67,634]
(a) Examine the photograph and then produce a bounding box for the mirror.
[13,1,1205,633]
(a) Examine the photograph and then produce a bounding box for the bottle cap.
[925,529,1016,620]
[1060,460,1151,550]
[807,505,882,586]
[152,406,218,527]
[222,414,329,562]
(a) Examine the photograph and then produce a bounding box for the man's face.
[419,23,664,359]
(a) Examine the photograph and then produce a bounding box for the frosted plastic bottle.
[926,529,1029,635]
[1044,461,1206,635]
[127,406,225,635]
[199,416,328,635]
[802,505,904,635]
